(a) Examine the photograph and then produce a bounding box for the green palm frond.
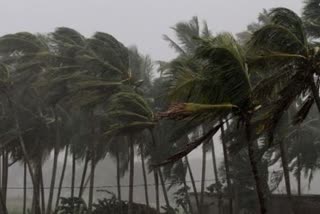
[163,35,186,55]
[0,32,43,54]
[196,33,252,106]
[269,7,306,44]
[108,92,154,119]
[52,27,86,46]
[104,122,156,138]
[158,103,236,120]
[303,0,320,37]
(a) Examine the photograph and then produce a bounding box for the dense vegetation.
[0,1,320,214]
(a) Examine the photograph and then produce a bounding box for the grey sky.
[2,0,302,61]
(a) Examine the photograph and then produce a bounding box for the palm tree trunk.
[40,166,46,214]
[279,140,292,198]
[200,144,206,214]
[46,147,59,214]
[183,177,194,214]
[154,171,160,213]
[23,161,27,214]
[297,154,301,196]
[211,140,220,187]
[128,137,135,214]
[310,79,320,113]
[55,145,69,210]
[245,121,267,214]
[220,123,233,214]
[0,153,8,214]
[0,189,8,214]
[88,149,96,214]
[71,152,76,199]
[186,156,200,213]
[2,150,8,205]
[116,150,122,214]
[79,154,89,199]
[211,140,222,214]
[7,95,37,188]
[71,151,76,214]
[140,146,149,207]
[32,159,41,214]
[47,112,60,214]
[148,130,161,213]
[9,97,39,214]
[159,169,170,208]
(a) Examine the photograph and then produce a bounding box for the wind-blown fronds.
[303,0,320,37]
[155,123,221,166]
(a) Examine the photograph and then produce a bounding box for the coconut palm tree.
[0,32,64,214]
[158,33,270,214]
[47,28,132,214]
[247,9,320,211]
[248,8,320,116]
[104,91,156,214]
[159,16,213,213]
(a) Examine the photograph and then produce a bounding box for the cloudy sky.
[2,0,302,61]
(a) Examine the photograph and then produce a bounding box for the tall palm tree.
[47,28,132,213]
[248,8,320,116]
[105,91,156,214]
[0,33,62,214]
[159,17,212,213]
[158,33,269,214]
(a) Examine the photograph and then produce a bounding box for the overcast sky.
[1,0,302,62]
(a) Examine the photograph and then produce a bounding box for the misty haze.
[1,0,320,214]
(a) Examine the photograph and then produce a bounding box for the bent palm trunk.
[211,140,222,214]
[200,144,206,214]
[2,151,8,205]
[55,145,69,210]
[221,123,233,214]
[245,121,267,214]
[116,150,122,214]
[128,137,135,214]
[186,156,200,213]
[159,169,170,208]
[46,146,59,214]
[40,166,46,214]
[79,154,89,199]
[154,171,160,213]
[140,146,149,207]
[88,149,96,214]
[0,190,7,214]
[23,161,27,214]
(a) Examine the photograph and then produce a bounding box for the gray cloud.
[1,0,302,61]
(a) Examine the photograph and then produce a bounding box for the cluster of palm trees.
[0,1,320,214]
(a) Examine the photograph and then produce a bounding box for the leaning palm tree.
[248,8,320,116]
[104,91,156,214]
[159,17,212,213]
[47,28,132,213]
[247,8,320,210]
[158,33,269,214]
[0,32,63,214]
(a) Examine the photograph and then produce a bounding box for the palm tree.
[105,91,156,214]
[47,28,132,213]
[0,32,63,214]
[248,8,320,116]
[247,9,320,212]
[159,16,213,213]
[107,136,129,205]
[158,33,269,214]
